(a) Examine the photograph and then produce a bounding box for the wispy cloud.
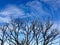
[0,5,26,23]
[26,0,50,16]
[0,0,60,24]
[0,17,10,23]
[0,5,25,17]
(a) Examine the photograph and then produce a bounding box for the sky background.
[0,0,60,33]
[0,0,60,21]
[0,0,60,45]
[0,0,60,27]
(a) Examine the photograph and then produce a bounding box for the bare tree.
[21,20,35,45]
[29,18,59,45]
[30,20,41,45]
[0,24,8,45]
[39,18,59,45]
[6,18,24,45]
[3,17,59,45]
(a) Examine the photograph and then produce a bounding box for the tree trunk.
[36,34,38,45]
[1,40,4,45]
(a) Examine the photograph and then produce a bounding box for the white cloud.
[0,17,10,23]
[0,5,26,23]
[0,5,25,17]
[40,0,60,11]
[25,0,60,19]
[26,0,50,16]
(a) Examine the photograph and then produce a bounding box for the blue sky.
[0,0,59,27]
[0,0,32,9]
[0,0,59,19]
[0,0,59,28]
[0,0,60,25]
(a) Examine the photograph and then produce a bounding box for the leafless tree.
[30,20,41,45]
[0,24,8,45]
[29,18,59,45]
[5,18,24,45]
[39,18,59,45]
[2,17,59,45]
[21,20,35,45]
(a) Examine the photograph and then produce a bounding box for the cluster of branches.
[0,18,59,45]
